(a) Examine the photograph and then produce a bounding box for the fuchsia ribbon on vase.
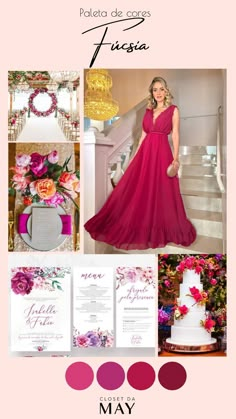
[18,214,72,235]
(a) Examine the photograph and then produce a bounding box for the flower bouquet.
[10,150,80,209]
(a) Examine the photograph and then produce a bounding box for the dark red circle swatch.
[97,362,125,390]
[158,362,187,390]
[65,362,94,390]
[127,362,156,390]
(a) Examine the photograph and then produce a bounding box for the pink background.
[0,0,234,417]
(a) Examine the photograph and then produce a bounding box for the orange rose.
[35,178,56,199]
[59,172,71,184]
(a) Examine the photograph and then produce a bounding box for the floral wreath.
[28,88,57,117]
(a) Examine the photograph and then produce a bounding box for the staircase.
[112,145,224,254]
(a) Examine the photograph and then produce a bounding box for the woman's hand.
[172,159,180,172]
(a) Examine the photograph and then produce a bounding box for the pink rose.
[195,265,203,274]
[12,174,31,191]
[204,318,215,332]
[59,172,80,198]
[16,153,31,167]
[76,335,89,348]
[30,153,47,177]
[185,258,194,269]
[47,150,59,164]
[43,192,64,207]
[210,278,217,285]
[179,305,189,315]
[164,279,170,288]
[11,271,34,295]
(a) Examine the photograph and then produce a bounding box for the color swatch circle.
[158,362,187,390]
[97,362,125,390]
[127,362,156,390]
[65,362,94,390]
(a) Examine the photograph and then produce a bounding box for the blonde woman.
[85,77,196,250]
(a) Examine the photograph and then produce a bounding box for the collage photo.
[8,68,227,359]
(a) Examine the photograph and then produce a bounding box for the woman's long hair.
[148,76,173,109]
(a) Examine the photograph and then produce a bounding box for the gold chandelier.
[84,69,119,121]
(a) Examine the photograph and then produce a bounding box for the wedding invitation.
[10,267,71,352]
[116,267,156,348]
[73,267,114,348]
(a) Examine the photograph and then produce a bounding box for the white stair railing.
[216,105,225,193]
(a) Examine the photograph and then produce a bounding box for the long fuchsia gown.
[84,105,196,250]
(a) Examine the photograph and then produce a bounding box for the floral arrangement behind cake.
[158,254,226,339]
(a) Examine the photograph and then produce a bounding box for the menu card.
[73,267,114,348]
[31,207,62,247]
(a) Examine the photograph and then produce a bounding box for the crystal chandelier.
[84,69,119,121]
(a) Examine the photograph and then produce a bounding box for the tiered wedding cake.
[166,269,217,347]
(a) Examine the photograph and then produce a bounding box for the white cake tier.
[179,283,204,307]
[174,310,205,327]
[182,270,201,285]
[170,326,213,344]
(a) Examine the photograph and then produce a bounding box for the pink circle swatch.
[158,362,187,390]
[65,362,94,390]
[127,362,156,390]
[97,362,125,390]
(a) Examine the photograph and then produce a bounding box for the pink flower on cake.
[201,317,216,333]
[179,305,189,315]
[174,304,189,320]
[188,287,208,305]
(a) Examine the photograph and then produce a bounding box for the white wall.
[104,69,224,146]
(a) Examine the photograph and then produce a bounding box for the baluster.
[107,163,114,194]
[122,143,132,172]
[112,153,123,187]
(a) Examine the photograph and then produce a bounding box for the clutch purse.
[167,163,179,177]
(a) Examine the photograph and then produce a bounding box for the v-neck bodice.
[143,105,176,135]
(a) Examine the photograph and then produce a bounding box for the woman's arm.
[171,107,180,169]
[128,130,147,165]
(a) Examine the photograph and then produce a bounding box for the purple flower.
[30,152,48,177]
[158,308,170,325]
[11,271,34,295]
[86,331,101,347]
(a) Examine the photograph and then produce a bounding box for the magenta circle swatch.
[65,362,94,390]
[127,362,156,390]
[97,362,125,390]
[158,362,187,390]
